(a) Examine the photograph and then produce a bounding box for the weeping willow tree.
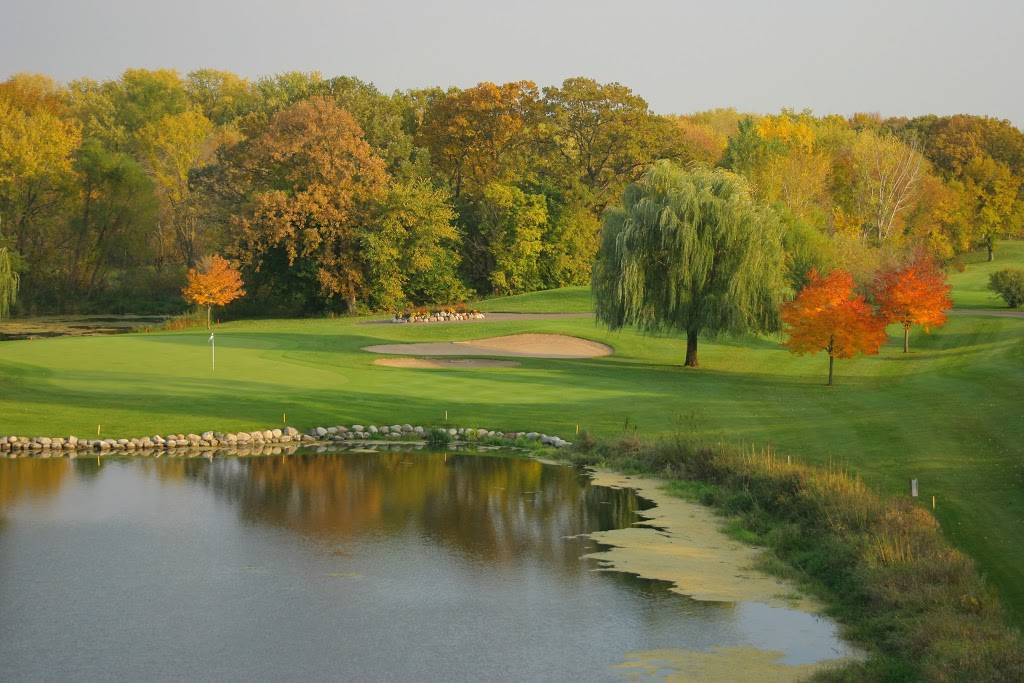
[0,245,18,320]
[593,161,785,367]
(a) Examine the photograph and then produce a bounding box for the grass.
[1,243,1023,627]
[948,240,1024,309]
[473,285,592,312]
[565,436,1024,681]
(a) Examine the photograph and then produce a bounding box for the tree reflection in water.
[141,451,644,572]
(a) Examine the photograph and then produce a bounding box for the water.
[0,451,852,681]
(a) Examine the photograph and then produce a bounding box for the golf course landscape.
[2,241,1023,629]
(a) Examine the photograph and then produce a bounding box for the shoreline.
[0,423,573,457]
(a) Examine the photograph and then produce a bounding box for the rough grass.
[564,436,1024,682]
[1,243,1023,629]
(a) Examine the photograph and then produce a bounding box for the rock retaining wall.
[391,311,485,323]
[0,423,571,458]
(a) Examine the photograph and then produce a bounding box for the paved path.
[362,312,594,325]
[949,308,1024,319]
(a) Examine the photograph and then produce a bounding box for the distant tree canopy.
[0,70,1021,317]
[593,161,786,367]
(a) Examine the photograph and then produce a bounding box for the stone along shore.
[0,423,573,458]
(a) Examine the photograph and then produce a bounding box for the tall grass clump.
[567,435,1024,681]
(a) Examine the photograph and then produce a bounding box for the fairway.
[2,243,1024,625]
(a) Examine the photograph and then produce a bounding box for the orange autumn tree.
[782,269,887,386]
[873,256,952,353]
[183,255,245,329]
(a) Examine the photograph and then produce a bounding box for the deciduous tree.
[417,81,541,199]
[0,244,18,319]
[593,161,785,367]
[782,269,887,385]
[232,97,389,311]
[135,110,215,266]
[873,257,952,352]
[477,183,546,295]
[182,254,245,328]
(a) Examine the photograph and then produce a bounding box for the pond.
[0,451,855,681]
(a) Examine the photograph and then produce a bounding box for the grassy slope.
[1,244,1023,623]
[948,240,1024,309]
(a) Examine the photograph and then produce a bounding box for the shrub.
[425,428,452,448]
[988,269,1024,308]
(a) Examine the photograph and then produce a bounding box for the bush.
[988,269,1024,308]
[425,428,452,448]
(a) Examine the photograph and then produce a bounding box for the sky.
[2,0,1022,125]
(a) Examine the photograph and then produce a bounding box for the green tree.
[68,140,157,302]
[477,183,546,295]
[541,77,682,212]
[363,178,466,309]
[111,69,190,133]
[963,155,1021,261]
[593,161,785,367]
[0,243,18,319]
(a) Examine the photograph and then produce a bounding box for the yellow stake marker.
[97,425,101,436]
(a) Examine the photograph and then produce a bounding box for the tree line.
[1,69,1022,316]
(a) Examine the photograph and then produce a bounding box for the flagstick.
[210,330,216,373]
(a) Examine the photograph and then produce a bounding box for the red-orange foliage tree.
[183,255,245,328]
[782,269,887,386]
[873,256,952,353]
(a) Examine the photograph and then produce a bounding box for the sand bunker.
[373,358,521,369]
[364,333,612,359]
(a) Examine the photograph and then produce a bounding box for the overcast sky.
[2,0,1022,125]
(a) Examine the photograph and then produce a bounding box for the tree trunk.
[684,331,699,368]
[988,242,994,262]
[903,324,910,353]
[827,353,834,386]
[207,305,212,330]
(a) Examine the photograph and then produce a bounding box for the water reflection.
[0,450,852,682]
[185,452,640,568]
